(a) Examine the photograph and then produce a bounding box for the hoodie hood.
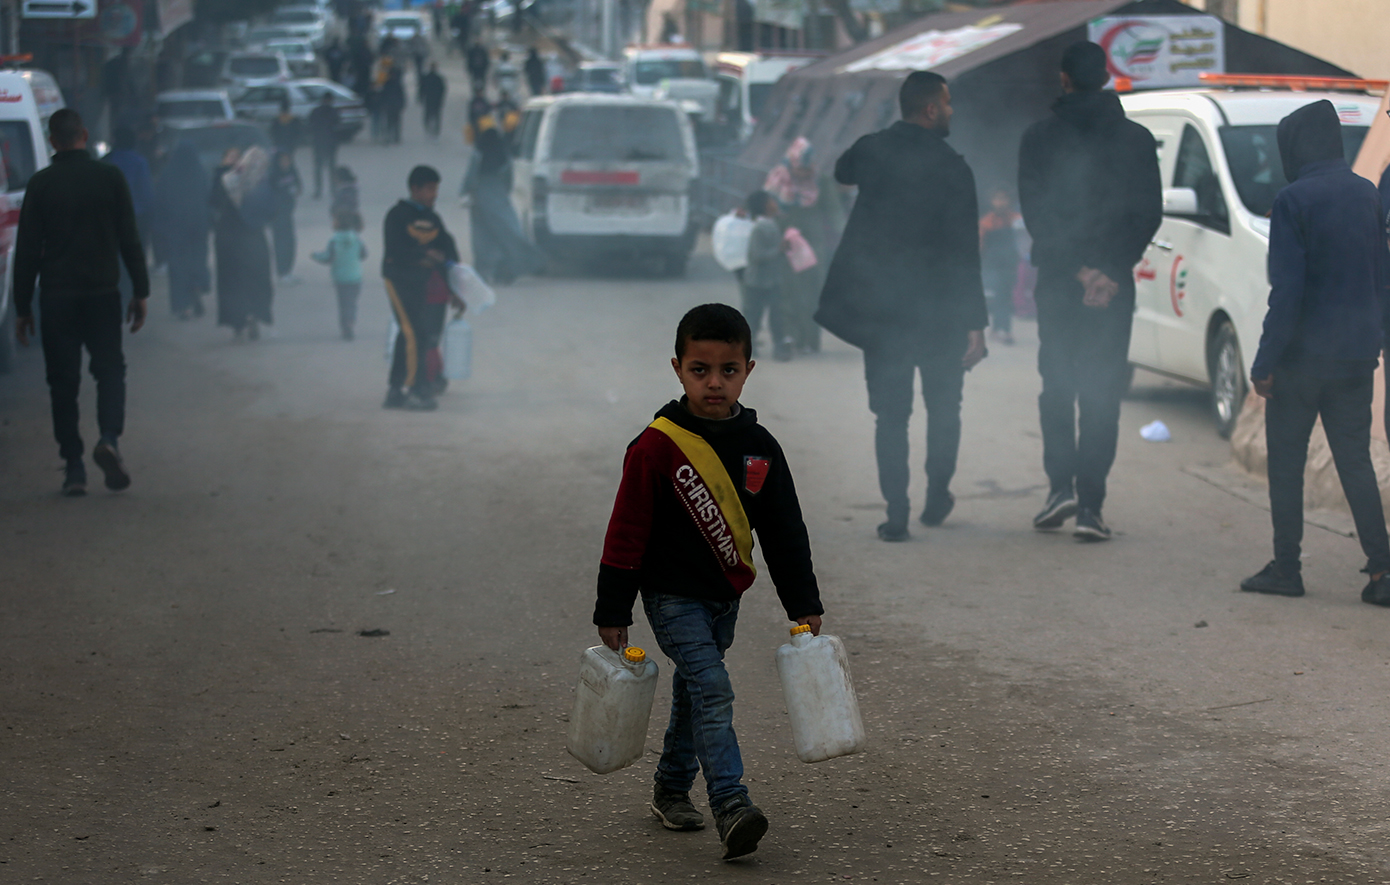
[1052,90,1126,132]
[1277,99,1344,182]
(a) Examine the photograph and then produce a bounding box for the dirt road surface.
[5,52,1390,885]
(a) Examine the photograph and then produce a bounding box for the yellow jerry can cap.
[623,646,646,663]
[790,624,813,636]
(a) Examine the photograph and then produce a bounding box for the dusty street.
[6,57,1390,885]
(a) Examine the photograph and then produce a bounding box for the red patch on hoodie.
[744,457,770,494]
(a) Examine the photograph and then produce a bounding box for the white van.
[0,67,64,373]
[713,51,821,143]
[1120,79,1379,437]
[511,94,699,275]
[623,45,718,127]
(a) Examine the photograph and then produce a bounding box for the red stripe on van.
[560,170,640,186]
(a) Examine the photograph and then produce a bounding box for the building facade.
[1183,0,1389,81]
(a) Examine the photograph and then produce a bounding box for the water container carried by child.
[776,626,866,763]
[567,645,659,774]
[442,317,472,380]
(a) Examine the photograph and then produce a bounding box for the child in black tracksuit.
[593,303,824,861]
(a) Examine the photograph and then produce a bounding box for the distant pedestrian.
[102,124,154,288]
[460,120,543,285]
[13,108,149,496]
[382,165,459,411]
[979,187,1020,345]
[325,38,347,83]
[524,47,546,97]
[381,64,406,145]
[152,142,211,320]
[1017,42,1162,541]
[419,62,447,139]
[466,42,490,92]
[312,209,367,340]
[1240,100,1390,604]
[307,92,341,199]
[210,146,276,341]
[764,136,841,354]
[740,190,791,362]
[270,150,302,282]
[817,71,988,542]
[451,7,472,56]
[330,165,359,218]
[269,100,304,158]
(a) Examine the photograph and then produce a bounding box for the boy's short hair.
[745,189,773,219]
[675,303,753,361]
[407,164,441,189]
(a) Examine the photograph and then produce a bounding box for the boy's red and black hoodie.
[594,399,822,628]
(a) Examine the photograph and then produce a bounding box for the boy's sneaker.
[715,796,768,860]
[920,490,955,527]
[61,460,87,497]
[1241,560,1305,597]
[877,520,909,542]
[1073,508,1111,541]
[1361,572,1390,607]
[651,785,704,831]
[383,388,407,409]
[92,440,131,491]
[402,390,439,411]
[1033,489,1077,530]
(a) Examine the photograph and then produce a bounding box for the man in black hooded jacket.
[816,70,988,542]
[1018,41,1161,541]
[1240,99,1390,604]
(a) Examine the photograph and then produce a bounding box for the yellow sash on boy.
[648,416,757,585]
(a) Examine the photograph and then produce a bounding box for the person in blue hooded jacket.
[1242,99,1390,605]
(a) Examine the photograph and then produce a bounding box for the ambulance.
[0,64,64,373]
[1120,75,1381,437]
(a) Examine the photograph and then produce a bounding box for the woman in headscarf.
[210,145,276,340]
[460,116,543,285]
[152,142,211,319]
[763,136,848,354]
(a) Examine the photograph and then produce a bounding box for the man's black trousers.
[1035,268,1133,513]
[1266,368,1390,574]
[863,341,965,524]
[39,290,126,462]
[312,144,337,199]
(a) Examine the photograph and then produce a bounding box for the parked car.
[155,89,236,123]
[713,51,821,143]
[376,10,432,43]
[1120,78,1379,437]
[157,120,273,177]
[222,52,292,92]
[233,79,366,142]
[262,39,320,79]
[511,94,699,275]
[244,26,294,46]
[0,66,63,374]
[566,62,624,94]
[623,45,718,128]
[269,5,330,48]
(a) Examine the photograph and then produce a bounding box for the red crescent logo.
[1170,255,1186,317]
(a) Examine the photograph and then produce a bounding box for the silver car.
[233,79,366,142]
[222,52,291,91]
[262,39,320,79]
[156,89,236,123]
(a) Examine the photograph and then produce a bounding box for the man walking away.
[524,47,546,97]
[14,109,149,496]
[816,71,988,542]
[308,93,340,200]
[419,63,447,139]
[1240,100,1390,604]
[1018,41,1161,541]
[467,42,490,93]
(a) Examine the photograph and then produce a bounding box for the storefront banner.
[840,23,1023,74]
[1088,15,1225,88]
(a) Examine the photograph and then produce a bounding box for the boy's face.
[672,338,754,420]
[410,182,439,209]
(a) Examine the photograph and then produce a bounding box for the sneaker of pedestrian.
[1360,571,1390,606]
[715,796,768,860]
[92,438,131,491]
[919,490,955,527]
[877,520,909,543]
[382,387,407,409]
[1073,508,1111,541]
[402,390,439,412]
[1033,488,1078,530]
[61,460,87,497]
[1241,560,1305,597]
[651,784,704,831]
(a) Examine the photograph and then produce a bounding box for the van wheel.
[1209,321,1246,439]
[662,253,689,278]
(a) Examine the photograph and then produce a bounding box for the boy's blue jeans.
[642,594,748,812]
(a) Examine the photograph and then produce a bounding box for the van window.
[550,106,685,163]
[0,120,36,191]
[1172,124,1229,233]
[1220,123,1370,217]
[632,59,706,85]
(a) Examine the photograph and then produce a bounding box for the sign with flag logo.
[1088,15,1225,89]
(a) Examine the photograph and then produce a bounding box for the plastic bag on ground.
[712,212,753,272]
[1140,420,1171,442]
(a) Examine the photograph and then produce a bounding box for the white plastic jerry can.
[566,645,659,774]
[442,317,473,380]
[776,625,866,763]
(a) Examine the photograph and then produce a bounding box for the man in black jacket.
[307,93,341,200]
[817,70,988,542]
[14,109,149,496]
[1018,42,1162,541]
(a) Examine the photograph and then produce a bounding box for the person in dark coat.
[152,142,211,319]
[380,64,406,145]
[270,150,302,281]
[1239,99,1390,603]
[419,63,447,139]
[816,70,988,542]
[269,100,304,158]
[210,146,276,340]
[307,92,341,200]
[466,42,490,92]
[1017,41,1161,541]
[524,47,546,97]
